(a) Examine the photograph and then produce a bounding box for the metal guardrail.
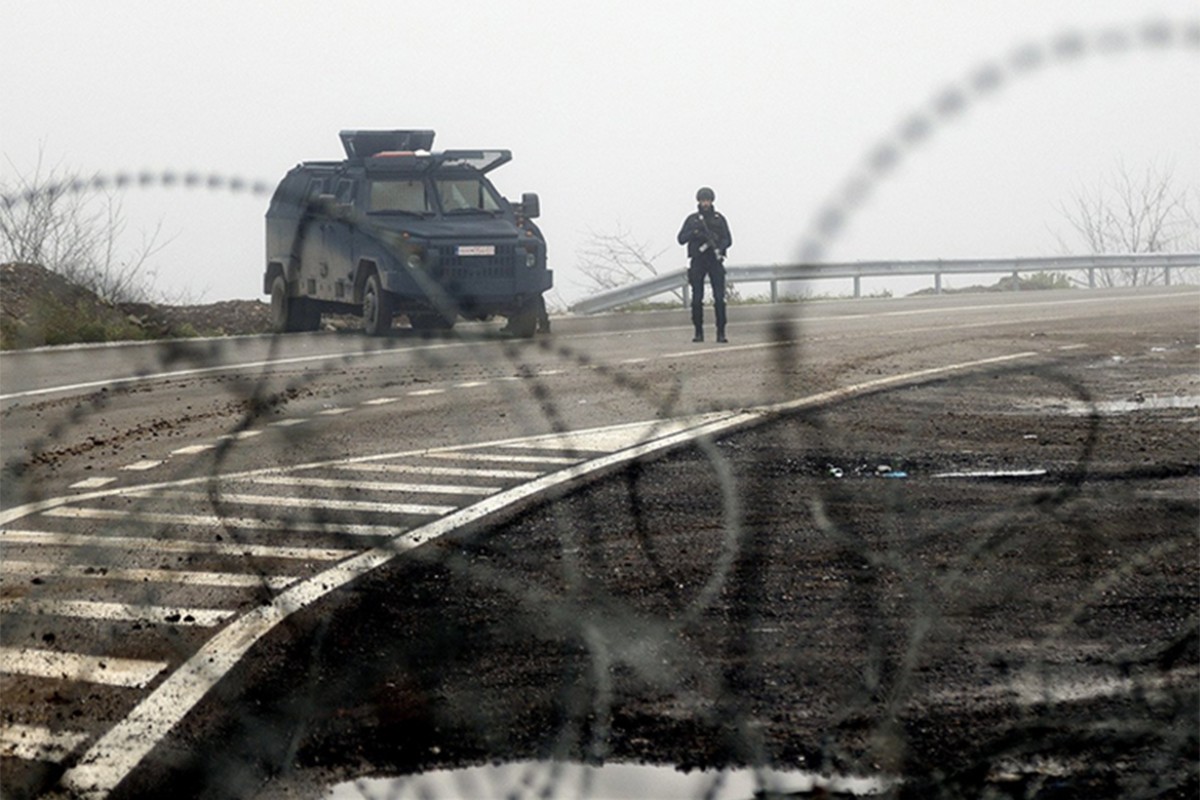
[568,253,1200,315]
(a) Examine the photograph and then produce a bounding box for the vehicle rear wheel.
[362,273,394,336]
[271,276,322,333]
[271,275,300,333]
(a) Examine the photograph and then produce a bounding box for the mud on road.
[104,337,1198,800]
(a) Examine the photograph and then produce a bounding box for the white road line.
[1,723,88,762]
[170,444,214,455]
[218,430,261,441]
[455,381,487,388]
[121,461,163,472]
[0,648,167,688]
[1,560,296,590]
[269,419,308,427]
[362,397,400,405]
[0,599,233,627]
[131,489,456,516]
[408,388,445,396]
[42,506,402,537]
[315,408,350,416]
[0,530,355,561]
[235,475,499,496]
[426,452,582,465]
[69,477,117,489]
[335,462,542,480]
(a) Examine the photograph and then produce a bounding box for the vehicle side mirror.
[520,192,540,219]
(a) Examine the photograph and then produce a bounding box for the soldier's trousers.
[688,259,726,333]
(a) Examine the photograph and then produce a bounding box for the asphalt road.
[1,286,1197,799]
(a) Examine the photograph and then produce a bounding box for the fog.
[3,1,1197,305]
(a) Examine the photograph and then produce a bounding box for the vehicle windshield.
[367,179,433,215]
[435,176,502,214]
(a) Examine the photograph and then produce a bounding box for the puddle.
[326,760,893,799]
[1031,394,1200,416]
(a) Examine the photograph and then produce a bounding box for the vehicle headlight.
[406,251,423,270]
[525,250,537,269]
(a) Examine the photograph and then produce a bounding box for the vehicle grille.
[434,245,516,280]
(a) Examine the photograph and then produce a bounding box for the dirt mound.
[0,262,272,348]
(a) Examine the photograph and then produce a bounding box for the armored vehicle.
[264,130,550,336]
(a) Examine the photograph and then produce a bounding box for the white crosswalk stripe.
[236,475,500,496]
[129,489,456,516]
[1,529,356,560]
[336,462,542,479]
[0,599,235,627]
[1,560,296,590]
[43,506,403,537]
[1,723,88,762]
[0,647,167,688]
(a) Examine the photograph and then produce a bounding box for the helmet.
[696,186,715,202]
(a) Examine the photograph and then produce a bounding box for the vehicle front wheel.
[362,273,394,336]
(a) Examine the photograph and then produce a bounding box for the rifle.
[695,212,725,264]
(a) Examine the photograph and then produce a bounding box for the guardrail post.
[770,280,778,303]
[1164,266,1172,286]
[935,273,942,295]
[1088,267,1096,288]
[853,276,861,298]
[1012,269,1020,291]
[682,281,690,309]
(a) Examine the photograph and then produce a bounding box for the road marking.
[0,599,233,627]
[456,381,487,388]
[218,430,261,441]
[69,477,117,489]
[170,444,215,455]
[269,419,308,427]
[0,648,167,688]
[335,462,543,480]
[42,506,403,537]
[1,723,88,762]
[0,530,355,560]
[1,560,296,590]
[235,475,500,496]
[316,408,350,416]
[121,461,163,472]
[426,452,582,465]
[131,489,456,516]
[56,350,1048,797]
[408,388,445,396]
[362,397,400,405]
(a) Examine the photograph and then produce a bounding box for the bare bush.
[1054,160,1199,287]
[575,223,675,297]
[1,151,170,303]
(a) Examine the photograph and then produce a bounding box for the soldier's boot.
[692,327,704,342]
[717,328,728,343]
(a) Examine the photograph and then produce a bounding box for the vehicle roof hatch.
[340,130,436,160]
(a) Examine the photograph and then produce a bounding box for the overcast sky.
[3,1,1197,305]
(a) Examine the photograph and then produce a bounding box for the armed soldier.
[677,186,733,342]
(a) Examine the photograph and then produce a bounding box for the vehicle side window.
[369,180,431,214]
[306,178,326,199]
[335,179,356,205]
